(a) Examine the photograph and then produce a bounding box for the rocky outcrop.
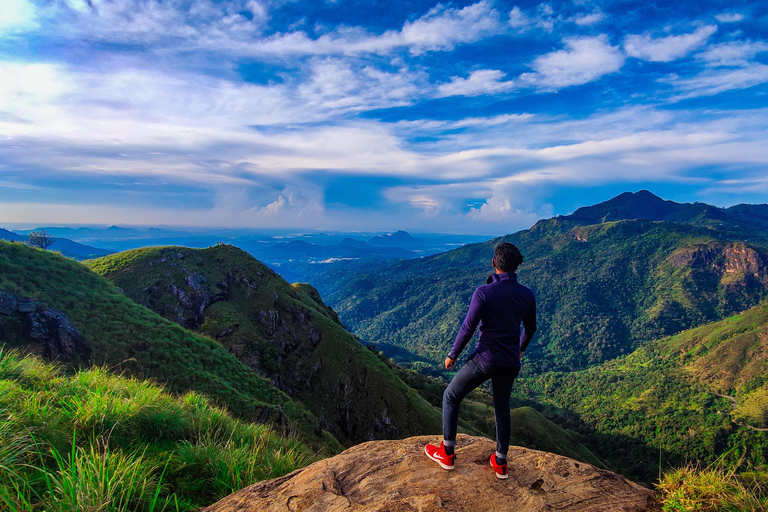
[203,435,656,512]
[0,290,91,363]
[670,242,768,285]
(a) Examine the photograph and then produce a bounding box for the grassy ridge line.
[87,244,443,444]
[520,300,768,483]
[0,241,335,449]
[0,349,315,510]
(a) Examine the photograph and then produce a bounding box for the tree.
[29,230,54,250]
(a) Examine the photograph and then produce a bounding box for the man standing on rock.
[425,242,537,479]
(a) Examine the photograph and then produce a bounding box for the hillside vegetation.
[520,300,768,483]
[0,349,314,511]
[0,241,333,448]
[319,209,768,374]
[86,244,442,445]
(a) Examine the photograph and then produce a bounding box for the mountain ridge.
[86,244,443,445]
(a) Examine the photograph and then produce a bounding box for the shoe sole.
[424,445,454,470]
[490,458,509,479]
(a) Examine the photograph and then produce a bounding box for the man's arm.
[449,288,485,362]
[520,297,537,352]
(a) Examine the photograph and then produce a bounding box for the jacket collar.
[487,271,517,284]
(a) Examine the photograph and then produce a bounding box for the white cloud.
[715,13,744,23]
[508,6,528,29]
[664,64,768,100]
[398,1,502,55]
[52,0,501,57]
[0,0,38,33]
[696,41,768,67]
[507,3,557,32]
[662,40,768,99]
[570,9,605,26]
[436,69,515,97]
[242,184,324,219]
[297,58,425,112]
[624,25,717,62]
[520,35,624,89]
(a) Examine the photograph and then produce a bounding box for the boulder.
[203,435,656,512]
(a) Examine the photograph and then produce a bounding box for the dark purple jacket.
[449,271,536,368]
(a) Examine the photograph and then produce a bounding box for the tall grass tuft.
[171,428,313,503]
[40,436,175,512]
[0,415,37,510]
[657,455,768,512]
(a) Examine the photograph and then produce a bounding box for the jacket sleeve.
[449,288,485,359]
[520,296,537,352]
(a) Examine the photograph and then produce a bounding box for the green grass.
[517,300,768,483]
[87,244,442,445]
[0,348,316,510]
[0,240,333,450]
[657,456,768,512]
[317,218,768,375]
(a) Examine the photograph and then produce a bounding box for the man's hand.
[445,356,456,370]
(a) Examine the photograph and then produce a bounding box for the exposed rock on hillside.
[0,290,91,363]
[88,245,442,445]
[203,435,655,512]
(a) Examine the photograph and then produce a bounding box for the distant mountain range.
[0,228,112,260]
[316,191,768,374]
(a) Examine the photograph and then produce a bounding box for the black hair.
[492,242,523,273]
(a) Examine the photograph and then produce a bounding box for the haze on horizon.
[1,0,767,234]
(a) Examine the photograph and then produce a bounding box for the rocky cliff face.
[203,435,656,512]
[0,290,91,363]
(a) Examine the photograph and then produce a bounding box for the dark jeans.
[443,356,520,456]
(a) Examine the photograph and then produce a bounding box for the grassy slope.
[520,300,768,483]
[319,218,768,374]
[87,245,442,445]
[0,241,334,449]
[0,349,315,510]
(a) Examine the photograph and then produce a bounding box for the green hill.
[519,300,768,482]
[86,244,442,445]
[0,241,333,449]
[318,216,768,374]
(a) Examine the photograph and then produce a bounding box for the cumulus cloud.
[436,69,515,97]
[507,3,558,32]
[624,25,717,62]
[520,35,624,89]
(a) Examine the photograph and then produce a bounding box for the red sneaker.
[424,442,455,470]
[490,454,508,479]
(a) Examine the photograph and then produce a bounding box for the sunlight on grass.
[0,348,318,510]
[657,455,768,512]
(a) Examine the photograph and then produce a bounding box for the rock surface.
[0,290,91,363]
[203,435,656,512]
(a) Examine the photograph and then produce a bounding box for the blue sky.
[0,0,766,233]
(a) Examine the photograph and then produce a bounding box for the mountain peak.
[568,190,685,224]
[368,230,419,247]
[203,435,654,512]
